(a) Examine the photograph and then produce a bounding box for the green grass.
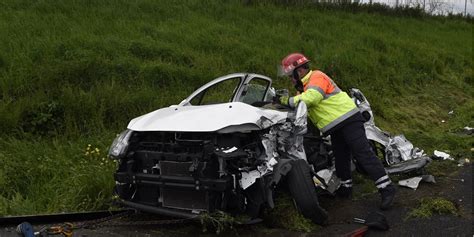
[0,136,116,215]
[264,192,319,232]
[0,0,472,219]
[406,197,458,219]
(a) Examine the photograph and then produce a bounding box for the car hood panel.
[127,102,288,132]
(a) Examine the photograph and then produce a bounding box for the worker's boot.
[336,186,352,199]
[336,179,353,198]
[379,184,396,210]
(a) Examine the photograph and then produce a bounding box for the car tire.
[287,159,328,225]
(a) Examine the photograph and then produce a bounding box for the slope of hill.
[0,0,472,216]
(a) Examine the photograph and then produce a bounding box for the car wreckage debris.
[398,175,436,190]
[433,150,454,160]
[349,88,432,174]
[107,74,434,226]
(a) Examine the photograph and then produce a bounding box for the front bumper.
[114,172,233,192]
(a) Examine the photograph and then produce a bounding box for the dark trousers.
[330,118,387,183]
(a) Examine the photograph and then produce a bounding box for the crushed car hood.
[127,102,288,132]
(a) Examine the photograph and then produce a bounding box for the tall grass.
[0,136,116,215]
[0,0,472,215]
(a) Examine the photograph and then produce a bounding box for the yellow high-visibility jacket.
[287,70,359,133]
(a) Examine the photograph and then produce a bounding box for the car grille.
[161,188,208,211]
[160,161,209,211]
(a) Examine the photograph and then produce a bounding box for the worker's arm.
[281,87,324,108]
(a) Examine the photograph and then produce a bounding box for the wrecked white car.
[108,73,430,224]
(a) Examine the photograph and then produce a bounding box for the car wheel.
[287,159,328,225]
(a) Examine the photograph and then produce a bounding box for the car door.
[234,74,274,106]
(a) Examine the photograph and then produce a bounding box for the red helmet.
[280,53,310,76]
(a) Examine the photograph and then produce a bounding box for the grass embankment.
[0,0,472,218]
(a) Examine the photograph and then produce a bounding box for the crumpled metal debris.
[433,150,453,160]
[314,169,341,194]
[398,175,436,190]
[350,88,431,173]
[385,135,425,165]
[240,102,309,190]
[385,157,431,174]
[274,102,308,161]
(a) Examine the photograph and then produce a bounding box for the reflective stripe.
[288,97,295,108]
[320,107,360,133]
[307,85,341,100]
[300,70,358,132]
[340,179,352,187]
[340,179,352,184]
[326,87,341,98]
[375,175,391,189]
[307,85,325,98]
[375,175,390,184]
[376,180,392,189]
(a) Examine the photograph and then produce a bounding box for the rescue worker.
[276,52,396,210]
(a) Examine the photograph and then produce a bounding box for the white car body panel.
[127,102,288,132]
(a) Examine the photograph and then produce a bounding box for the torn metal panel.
[240,170,263,190]
[274,102,308,161]
[365,125,391,147]
[398,177,423,189]
[385,135,423,165]
[398,175,435,190]
[385,156,431,174]
[261,127,279,162]
[240,102,309,190]
[239,158,279,190]
[315,169,341,194]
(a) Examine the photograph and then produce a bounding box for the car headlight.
[108,129,133,159]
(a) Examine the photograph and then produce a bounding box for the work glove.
[273,95,290,106]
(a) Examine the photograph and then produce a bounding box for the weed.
[199,211,240,234]
[406,197,458,219]
[264,193,318,232]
